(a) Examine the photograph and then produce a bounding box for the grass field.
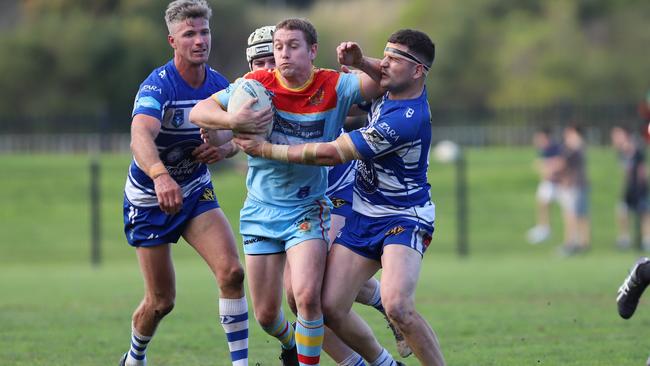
[1,148,649,365]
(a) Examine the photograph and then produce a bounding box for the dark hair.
[387,29,435,68]
[275,18,317,46]
[536,127,552,136]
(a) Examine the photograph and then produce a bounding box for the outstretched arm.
[234,133,362,166]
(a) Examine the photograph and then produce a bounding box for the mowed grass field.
[1,148,649,365]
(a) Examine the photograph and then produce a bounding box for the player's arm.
[131,114,182,215]
[234,133,362,166]
[337,41,384,101]
[190,94,273,134]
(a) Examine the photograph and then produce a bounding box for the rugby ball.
[227,79,274,138]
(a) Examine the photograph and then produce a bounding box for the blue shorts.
[329,185,353,218]
[558,186,589,217]
[123,183,220,247]
[334,211,434,261]
[240,197,331,255]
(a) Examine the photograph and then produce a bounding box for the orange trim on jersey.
[245,68,343,114]
[211,94,226,110]
[357,74,367,102]
[273,68,315,92]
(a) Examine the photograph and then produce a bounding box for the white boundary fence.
[0,133,131,153]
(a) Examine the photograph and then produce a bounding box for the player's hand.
[230,99,274,135]
[201,128,233,147]
[337,42,364,68]
[192,142,228,164]
[233,133,266,157]
[153,174,183,215]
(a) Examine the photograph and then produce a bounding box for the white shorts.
[536,180,558,204]
[558,186,589,217]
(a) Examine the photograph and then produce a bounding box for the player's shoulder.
[314,67,340,77]
[244,69,275,83]
[313,67,348,83]
[382,92,430,123]
[206,65,229,86]
[139,61,174,93]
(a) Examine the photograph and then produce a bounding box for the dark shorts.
[334,211,433,261]
[123,183,220,247]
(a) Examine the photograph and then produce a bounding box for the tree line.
[0,0,648,132]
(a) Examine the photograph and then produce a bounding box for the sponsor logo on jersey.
[243,236,266,245]
[135,96,161,111]
[356,160,378,194]
[158,69,166,79]
[363,127,386,149]
[385,225,405,236]
[297,185,311,199]
[141,84,162,94]
[200,188,216,201]
[377,122,399,143]
[309,86,325,106]
[172,109,184,128]
[159,139,202,181]
[405,107,415,118]
[330,198,347,208]
[274,115,325,140]
[296,218,312,232]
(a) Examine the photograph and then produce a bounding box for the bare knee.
[254,307,280,328]
[383,298,416,329]
[216,263,245,293]
[143,292,176,321]
[293,286,321,315]
[322,299,346,327]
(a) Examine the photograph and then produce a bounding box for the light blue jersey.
[125,60,229,207]
[214,69,364,207]
[213,68,364,254]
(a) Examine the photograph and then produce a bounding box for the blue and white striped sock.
[369,348,397,366]
[339,352,366,366]
[219,296,249,366]
[125,326,151,366]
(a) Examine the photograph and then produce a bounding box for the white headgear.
[246,26,275,64]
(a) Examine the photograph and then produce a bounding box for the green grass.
[1,148,648,365]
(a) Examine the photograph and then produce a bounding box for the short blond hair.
[165,0,212,33]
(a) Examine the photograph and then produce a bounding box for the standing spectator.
[556,125,590,256]
[611,126,650,250]
[527,128,562,244]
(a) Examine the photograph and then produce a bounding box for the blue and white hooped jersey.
[347,88,435,224]
[125,60,229,207]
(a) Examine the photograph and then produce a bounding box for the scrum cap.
[246,26,275,64]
